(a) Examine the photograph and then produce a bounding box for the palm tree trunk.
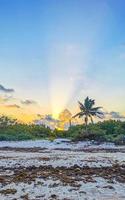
[69,119,72,128]
[90,116,93,124]
[85,116,88,132]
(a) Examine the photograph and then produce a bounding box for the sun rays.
[47,43,87,118]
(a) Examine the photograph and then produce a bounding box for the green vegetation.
[0,115,125,144]
[65,120,125,144]
[73,97,104,129]
[0,116,51,141]
[0,95,125,145]
[66,97,124,144]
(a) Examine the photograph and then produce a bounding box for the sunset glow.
[0,0,125,122]
[0,2,125,199]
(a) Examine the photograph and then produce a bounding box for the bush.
[60,120,125,143]
[113,135,125,145]
[0,115,53,141]
[70,125,106,141]
[0,115,125,143]
[66,125,84,139]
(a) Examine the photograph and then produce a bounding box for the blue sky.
[0,0,125,120]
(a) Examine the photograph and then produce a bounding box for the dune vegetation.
[0,115,125,144]
[0,97,124,143]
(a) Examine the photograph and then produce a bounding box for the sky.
[0,0,125,122]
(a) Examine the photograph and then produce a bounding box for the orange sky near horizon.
[0,1,125,123]
[0,101,125,123]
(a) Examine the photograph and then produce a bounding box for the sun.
[52,111,60,119]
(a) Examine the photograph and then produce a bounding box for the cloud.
[0,95,12,103]
[5,104,20,109]
[44,115,59,123]
[21,99,37,105]
[37,114,44,119]
[103,111,125,120]
[0,84,15,93]
[45,115,54,121]
[36,114,59,123]
[109,111,125,119]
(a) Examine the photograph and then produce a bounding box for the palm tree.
[73,97,104,130]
